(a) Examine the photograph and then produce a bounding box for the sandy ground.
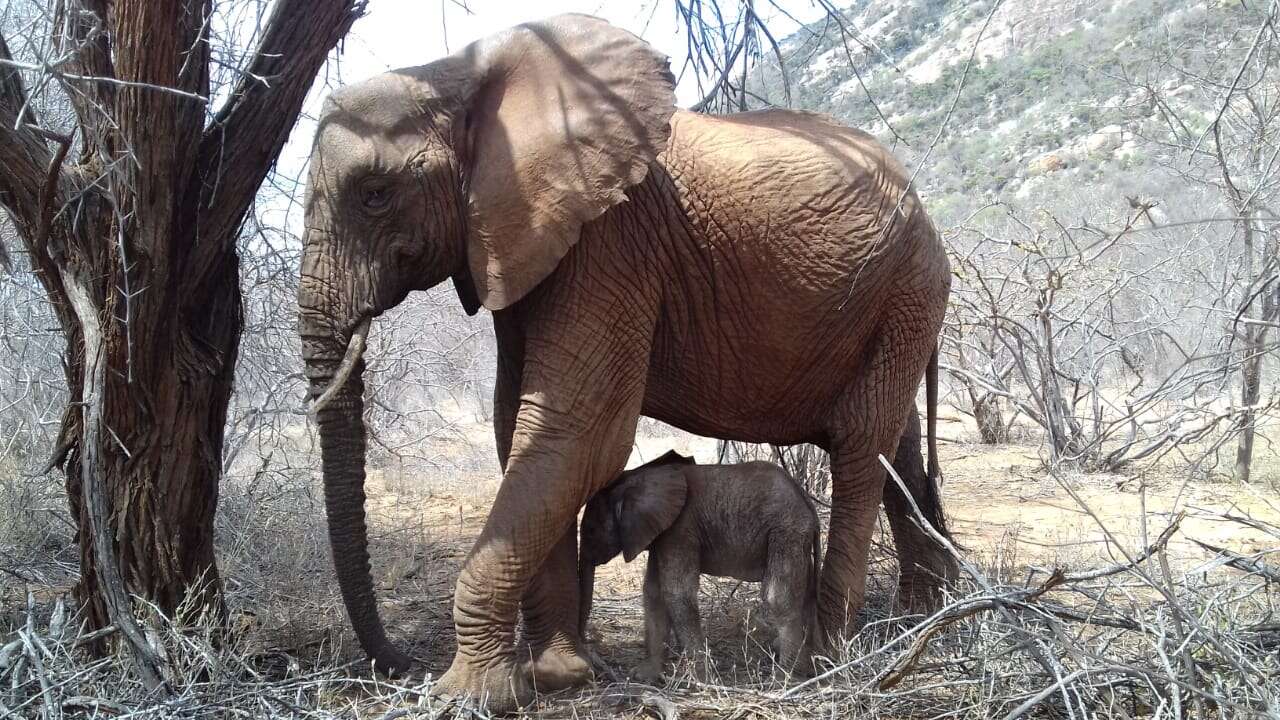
[341,403,1280,712]
[5,399,1275,718]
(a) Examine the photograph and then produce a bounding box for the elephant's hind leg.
[520,527,592,692]
[881,409,958,612]
[820,303,943,641]
[819,441,890,637]
[762,538,813,676]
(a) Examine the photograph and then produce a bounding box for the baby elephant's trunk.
[807,527,823,656]
[577,560,596,635]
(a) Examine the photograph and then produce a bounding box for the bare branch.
[27,124,71,258]
[0,29,55,237]
[1189,0,1278,161]
[192,0,365,267]
[51,0,117,139]
[1190,538,1280,584]
[0,55,208,103]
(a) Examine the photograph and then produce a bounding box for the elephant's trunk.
[302,314,412,675]
[577,558,596,636]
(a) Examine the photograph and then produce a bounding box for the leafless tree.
[0,0,363,683]
[1121,0,1280,482]
[944,192,1277,475]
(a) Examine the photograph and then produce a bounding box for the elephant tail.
[921,345,952,541]
[926,345,942,485]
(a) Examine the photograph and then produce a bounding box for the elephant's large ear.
[614,466,687,563]
[460,14,676,310]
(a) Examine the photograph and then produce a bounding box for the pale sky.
[269,0,828,229]
[335,0,825,103]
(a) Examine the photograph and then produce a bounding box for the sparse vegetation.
[2,0,1278,717]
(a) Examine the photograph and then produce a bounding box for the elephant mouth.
[309,316,372,416]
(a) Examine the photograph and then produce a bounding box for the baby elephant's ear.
[615,466,687,563]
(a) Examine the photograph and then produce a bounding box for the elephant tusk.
[309,316,372,417]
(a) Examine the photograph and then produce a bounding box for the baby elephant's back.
[686,461,819,580]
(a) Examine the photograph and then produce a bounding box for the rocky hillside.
[755,0,1252,224]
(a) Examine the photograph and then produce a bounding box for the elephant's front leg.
[436,312,653,711]
[491,314,592,691]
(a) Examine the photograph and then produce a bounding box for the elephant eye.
[358,177,395,214]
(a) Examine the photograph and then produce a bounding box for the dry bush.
[4,464,1276,719]
[943,198,1268,475]
[0,250,74,597]
[717,440,832,499]
[0,467,71,593]
[0,592,461,719]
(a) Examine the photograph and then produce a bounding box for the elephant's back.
[658,108,940,294]
[639,110,946,443]
[683,462,817,580]
[692,462,820,529]
[660,106,911,185]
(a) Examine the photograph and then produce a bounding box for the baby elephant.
[578,451,821,682]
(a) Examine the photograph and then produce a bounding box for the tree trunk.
[1034,284,1085,463]
[64,251,242,632]
[972,393,1008,445]
[0,1,363,663]
[1234,362,1259,484]
[947,326,1010,445]
[1233,218,1278,484]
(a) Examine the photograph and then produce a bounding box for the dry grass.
[2,419,1279,718]
[0,463,73,596]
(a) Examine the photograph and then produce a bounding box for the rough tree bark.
[0,0,363,657]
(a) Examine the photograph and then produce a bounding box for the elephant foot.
[433,653,534,714]
[897,559,955,615]
[526,642,593,692]
[816,603,862,650]
[895,578,942,616]
[631,660,665,685]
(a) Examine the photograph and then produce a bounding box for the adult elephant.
[298,14,953,711]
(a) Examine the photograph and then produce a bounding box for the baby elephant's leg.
[764,540,815,677]
[658,553,710,679]
[635,558,669,684]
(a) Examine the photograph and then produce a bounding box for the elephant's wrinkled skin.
[578,451,822,682]
[297,13,953,712]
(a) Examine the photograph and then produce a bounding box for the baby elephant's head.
[577,450,695,632]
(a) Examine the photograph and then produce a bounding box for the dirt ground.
[3,401,1275,717]
[334,406,1280,716]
